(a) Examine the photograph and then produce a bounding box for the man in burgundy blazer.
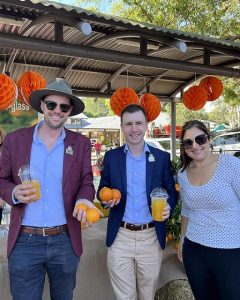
[0,78,95,300]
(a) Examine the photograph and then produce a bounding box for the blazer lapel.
[119,149,127,193]
[62,132,76,187]
[146,151,154,199]
[19,126,35,166]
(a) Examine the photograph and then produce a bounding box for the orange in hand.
[99,187,113,202]
[75,203,88,211]
[86,208,101,223]
[112,189,121,201]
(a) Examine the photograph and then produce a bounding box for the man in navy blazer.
[97,104,178,300]
[0,78,96,300]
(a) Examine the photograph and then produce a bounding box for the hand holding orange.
[73,200,102,226]
[112,189,121,201]
[99,187,113,202]
[75,203,88,211]
[86,208,101,223]
[99,187,121,202]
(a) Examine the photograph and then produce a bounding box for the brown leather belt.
[120,221,154,231]
[20,224,68,236]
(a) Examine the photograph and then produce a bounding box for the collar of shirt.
[33,120,66,145]
[123,142,150,156]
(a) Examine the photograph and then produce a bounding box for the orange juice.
[23,180,41,200]
[152,198,167,221]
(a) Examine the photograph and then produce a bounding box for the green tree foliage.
[111,0,240,39]
[82,98,114,117]
[223,79,240,106]
[0,109,37,133]
[164,103,209,126]
[75,0,112,13]
[208,100,230,125]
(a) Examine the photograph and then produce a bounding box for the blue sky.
[51,0,111,13]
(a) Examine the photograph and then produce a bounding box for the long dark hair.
[180,120,210,171]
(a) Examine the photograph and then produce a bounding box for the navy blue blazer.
[97,144,178,249]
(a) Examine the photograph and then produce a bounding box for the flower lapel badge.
[148,154,155,162]
[66,146,73,155]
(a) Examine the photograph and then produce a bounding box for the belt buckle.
[42,228,49,236]
[141,224,144,230]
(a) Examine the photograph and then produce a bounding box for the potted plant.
[166,156,182,248]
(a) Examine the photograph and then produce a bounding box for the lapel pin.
[66,146,73,155]
[148,154,155,162]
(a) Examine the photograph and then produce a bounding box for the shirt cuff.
[12,187,20,205]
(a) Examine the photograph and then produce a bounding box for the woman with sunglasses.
[177,120,240,300]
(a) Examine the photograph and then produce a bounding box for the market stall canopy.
[0,0,239,103]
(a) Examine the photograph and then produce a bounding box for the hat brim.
[29,88,85,116]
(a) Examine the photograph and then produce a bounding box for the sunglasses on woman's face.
[43,100,72,113]
[181,134,208,149]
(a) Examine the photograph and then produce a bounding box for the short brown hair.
[120,104,147,122]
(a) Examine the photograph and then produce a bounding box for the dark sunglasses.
[181,134,208,149]
[43,100,72,113]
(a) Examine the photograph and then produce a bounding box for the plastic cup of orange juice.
[18,164,41,200]
[150,187,168,222]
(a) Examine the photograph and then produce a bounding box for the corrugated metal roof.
[0,0,239,102]
[28,0,240,49]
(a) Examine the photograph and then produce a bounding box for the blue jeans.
[8,232,80,300]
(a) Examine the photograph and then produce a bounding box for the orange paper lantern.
[199,76,223,101]
[139,93,161,122]
[183,85,208,110]
[0,74,17,111]
[110,87,139,116]
[17,71,46,105]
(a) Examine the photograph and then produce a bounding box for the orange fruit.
[112,189,121,201]
[173,242,180,250]
[75,203,88,211]
[167,233,174,241]
[99,187,113,202]
[86,208,101,223]
[175,183,180,192]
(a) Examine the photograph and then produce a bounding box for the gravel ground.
[155,279,195,300]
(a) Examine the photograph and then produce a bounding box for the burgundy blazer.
[0,125,95,257]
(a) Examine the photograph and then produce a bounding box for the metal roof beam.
[5,13,92,73]
[90,30,187,52]
[99,65,130,92]
[0,32,239,78]
[72,89,171,101]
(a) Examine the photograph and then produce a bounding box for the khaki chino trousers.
[107,227,163,300]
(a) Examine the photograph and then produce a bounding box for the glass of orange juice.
[150,187,168,222]
[18,164,41,200]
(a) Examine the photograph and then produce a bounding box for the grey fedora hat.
[29,78,85,116]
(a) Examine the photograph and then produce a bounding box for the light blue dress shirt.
[122,143,153,225]
[22,121,67,227]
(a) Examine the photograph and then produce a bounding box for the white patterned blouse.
[178,154,240,249]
